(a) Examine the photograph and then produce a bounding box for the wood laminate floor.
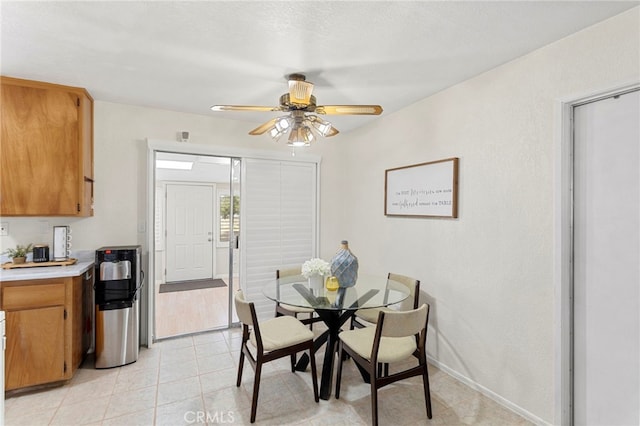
[155,278,238,339]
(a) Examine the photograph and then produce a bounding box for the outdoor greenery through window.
[219,194,240,243]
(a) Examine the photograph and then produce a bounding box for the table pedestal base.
[287,286,380,400]
[295,309,352,400]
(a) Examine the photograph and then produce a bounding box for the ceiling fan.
[210,73,383,147]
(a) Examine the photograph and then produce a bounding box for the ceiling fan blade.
[315,105,383,115]
[211,105,282,112]
[248,118,278,135]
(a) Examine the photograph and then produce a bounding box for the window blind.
[241,159,317,320]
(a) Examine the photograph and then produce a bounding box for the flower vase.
[330,240,358,287]
[308,274,324,292]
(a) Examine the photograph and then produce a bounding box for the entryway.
[146,140,320,344]
[153,152,239,338]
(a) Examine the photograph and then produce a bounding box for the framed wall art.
[385,157,459,218]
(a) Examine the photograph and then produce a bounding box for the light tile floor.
[5,327,533,425]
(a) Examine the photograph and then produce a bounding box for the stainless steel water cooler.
[95,246,143,369]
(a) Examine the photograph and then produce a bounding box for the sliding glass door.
[147,143,319,342]
[153,152,238,339]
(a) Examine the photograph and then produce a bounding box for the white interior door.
[166,183,214,282]
[573,89,639,425]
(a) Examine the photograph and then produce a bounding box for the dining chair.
[351,272,420,329]
[275,267,321,329]
[335,304,432,426]
[235,290,319,423]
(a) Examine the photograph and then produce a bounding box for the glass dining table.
[263,274,410,400]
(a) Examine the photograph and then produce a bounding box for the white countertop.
[0,260,94,282]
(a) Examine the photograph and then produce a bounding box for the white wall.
[317,8,638,424]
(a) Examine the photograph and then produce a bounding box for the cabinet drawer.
[2,283,66,310]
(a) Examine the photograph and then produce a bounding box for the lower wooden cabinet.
[1,274,92,391]
[5,306,65,389]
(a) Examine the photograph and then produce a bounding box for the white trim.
[315,154,321,257]
[238,159,247,296]
[146,148,156,347]
[427,356,551,426]
[147,139,321,164]
[228,157,241,327]
[553,81,640,426]
[216,186,234,248]
[553,97,574,426]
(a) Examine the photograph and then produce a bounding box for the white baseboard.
[427,356,551,426]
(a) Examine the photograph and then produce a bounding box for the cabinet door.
[5,306,66,390]
[1,83,80,215]
[80,92,94,216]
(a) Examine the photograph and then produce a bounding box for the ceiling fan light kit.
[269,116,292,139]
[288,76,314,105]
[311,118,333,137]
[210,73,383,154]
[288,125,314,147]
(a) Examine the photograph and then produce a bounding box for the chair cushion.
[355,307,393,324]
[280,303,314,314]
[250,316,314,352]
[339,327,416,363]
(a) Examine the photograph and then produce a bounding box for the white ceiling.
[1,1,636,134]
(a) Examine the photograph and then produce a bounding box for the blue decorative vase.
[330,240,358,287]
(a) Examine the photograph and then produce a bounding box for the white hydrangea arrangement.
[301,258,331,278]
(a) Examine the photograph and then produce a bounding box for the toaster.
[32,244,50,263]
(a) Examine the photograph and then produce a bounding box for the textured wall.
[318,8,639,423]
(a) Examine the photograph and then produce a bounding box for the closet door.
[573,89,639,425]
[241,159,317,320]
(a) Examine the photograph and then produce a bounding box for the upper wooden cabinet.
[0,76,94,216]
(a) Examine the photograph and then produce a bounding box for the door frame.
[554,81,639,425]
[145,139,321,346]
